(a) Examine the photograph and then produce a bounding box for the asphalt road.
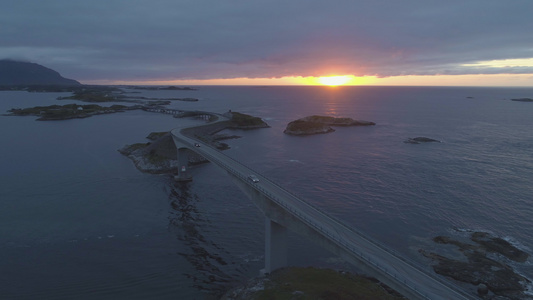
[171,127,475,300]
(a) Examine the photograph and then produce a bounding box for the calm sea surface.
[1,86,532,299]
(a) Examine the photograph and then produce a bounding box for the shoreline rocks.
[420,231,531,299]
[284,115,375,136]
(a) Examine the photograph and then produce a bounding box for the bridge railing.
[173,131,473,300]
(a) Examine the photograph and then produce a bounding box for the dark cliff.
[0,59,81,86]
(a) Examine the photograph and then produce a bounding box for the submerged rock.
[511,98,533,102]
[470,231,529,263]
[404,137,441,144]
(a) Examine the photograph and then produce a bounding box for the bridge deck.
[171,128,475,300]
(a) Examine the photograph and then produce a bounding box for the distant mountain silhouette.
[0,59,81,85]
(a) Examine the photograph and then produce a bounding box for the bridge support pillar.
[263,218,288,274]
[174,148,192,182]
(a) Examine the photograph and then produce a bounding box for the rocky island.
[125,85,197,91]
[284,115,375,135]
[4,85,199,120]
[118,132,208,174]
[57,89,198,104]
[119,111,269,174]
[5,103,141,120]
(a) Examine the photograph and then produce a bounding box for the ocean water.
[1,86,532,299]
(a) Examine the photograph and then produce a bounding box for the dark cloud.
[2,0,533,82]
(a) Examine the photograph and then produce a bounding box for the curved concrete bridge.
[170,126,475,300]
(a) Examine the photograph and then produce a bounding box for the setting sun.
[317,75,354,86]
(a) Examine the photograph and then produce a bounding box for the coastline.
[122,109,532,299]
[118,111,270,174]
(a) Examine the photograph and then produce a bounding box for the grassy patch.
[7,103,129,120]
[146,152,168,164]
[286,120,330,131]
[230,112,266,127]
[253,267,404,300]
[127,143,150,151]
[118,143,150,155]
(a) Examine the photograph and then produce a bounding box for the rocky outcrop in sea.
[403,137,441,144]
[420,231,531,299]
[284,115,375,135]
[118,132,207,174]
[119,111,269,174]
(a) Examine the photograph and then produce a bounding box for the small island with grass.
[57,89,198,104]
[4,84,200,120]
[225,111,269,128]
[125,85,197,91]
[5,103,141,120]
[118,131,208,174]
[284,115,375,135]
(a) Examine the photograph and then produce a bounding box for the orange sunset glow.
[317,75,355,86]
[94,73,533,87]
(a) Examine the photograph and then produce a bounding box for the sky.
[2,0,533,86]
